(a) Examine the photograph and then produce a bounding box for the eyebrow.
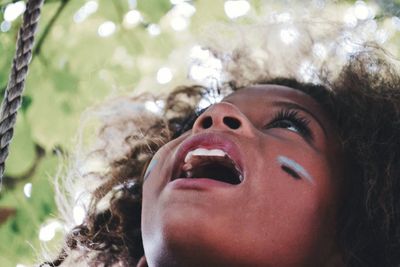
[272,101,328,137]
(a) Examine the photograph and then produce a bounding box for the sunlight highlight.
[157,67,173,84]
[224,0,250,19]
[4,1,26,22]
[98,21,116,37]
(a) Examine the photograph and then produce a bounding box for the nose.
[192,102,254,135]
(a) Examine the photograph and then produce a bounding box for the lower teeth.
[182,163,192,172]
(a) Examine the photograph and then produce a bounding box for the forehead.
[223,84,322,111]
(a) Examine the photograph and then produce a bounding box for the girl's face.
[142,85,342,267]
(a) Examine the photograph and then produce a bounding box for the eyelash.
[266,109,312,139]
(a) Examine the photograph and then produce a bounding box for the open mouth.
[177,148,243,185]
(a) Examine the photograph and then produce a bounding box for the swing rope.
[0,0,44,189]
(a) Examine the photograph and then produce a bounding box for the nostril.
[201,116,213,129]
[223,117,241,129]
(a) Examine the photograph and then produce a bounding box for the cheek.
[141,144,174,229]
[241,152,337,263]
[252,171,327,228]
[141,136,188,232]
[264,156,336,227]
[142,135,185,183]
[246,182,333,264]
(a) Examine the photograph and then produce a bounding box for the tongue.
[182,155,227,172]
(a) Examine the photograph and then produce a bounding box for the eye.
[271,119,301,133]
[266,109,312,139]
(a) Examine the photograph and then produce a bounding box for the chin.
[142,210,237,267]
[142,213,333,267]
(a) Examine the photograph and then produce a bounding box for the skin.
[141,85,343,267]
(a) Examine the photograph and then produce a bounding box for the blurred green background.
[1,0,400,266]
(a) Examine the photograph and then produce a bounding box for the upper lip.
[171,132,244,182]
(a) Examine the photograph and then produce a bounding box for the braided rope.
[0,0,44,189]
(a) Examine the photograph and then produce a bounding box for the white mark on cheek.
[144,158,158,181]
[277,155,314,185]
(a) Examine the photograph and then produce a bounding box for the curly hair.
[40,23,400,267]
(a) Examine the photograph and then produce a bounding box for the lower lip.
[168,178,236,190]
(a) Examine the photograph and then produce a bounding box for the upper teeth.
[184,148,226,163]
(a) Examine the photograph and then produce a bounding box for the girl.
[41,23,400,267]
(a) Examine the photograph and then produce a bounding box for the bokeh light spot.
[39,221,62,242]
[170,16,189,31]
[157,67,173,84]
[280,27,299,44]
[145,100,165,114]
[98,21,116,37]
[73,0,98,23]
[123,9,142,28]
[4,1,26,22]
[224,0,250,19]
[354,1,371,20]
[73,205,86,225]
[147,24,161,36]
[1,21,11,32]
[23,183,32,198]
